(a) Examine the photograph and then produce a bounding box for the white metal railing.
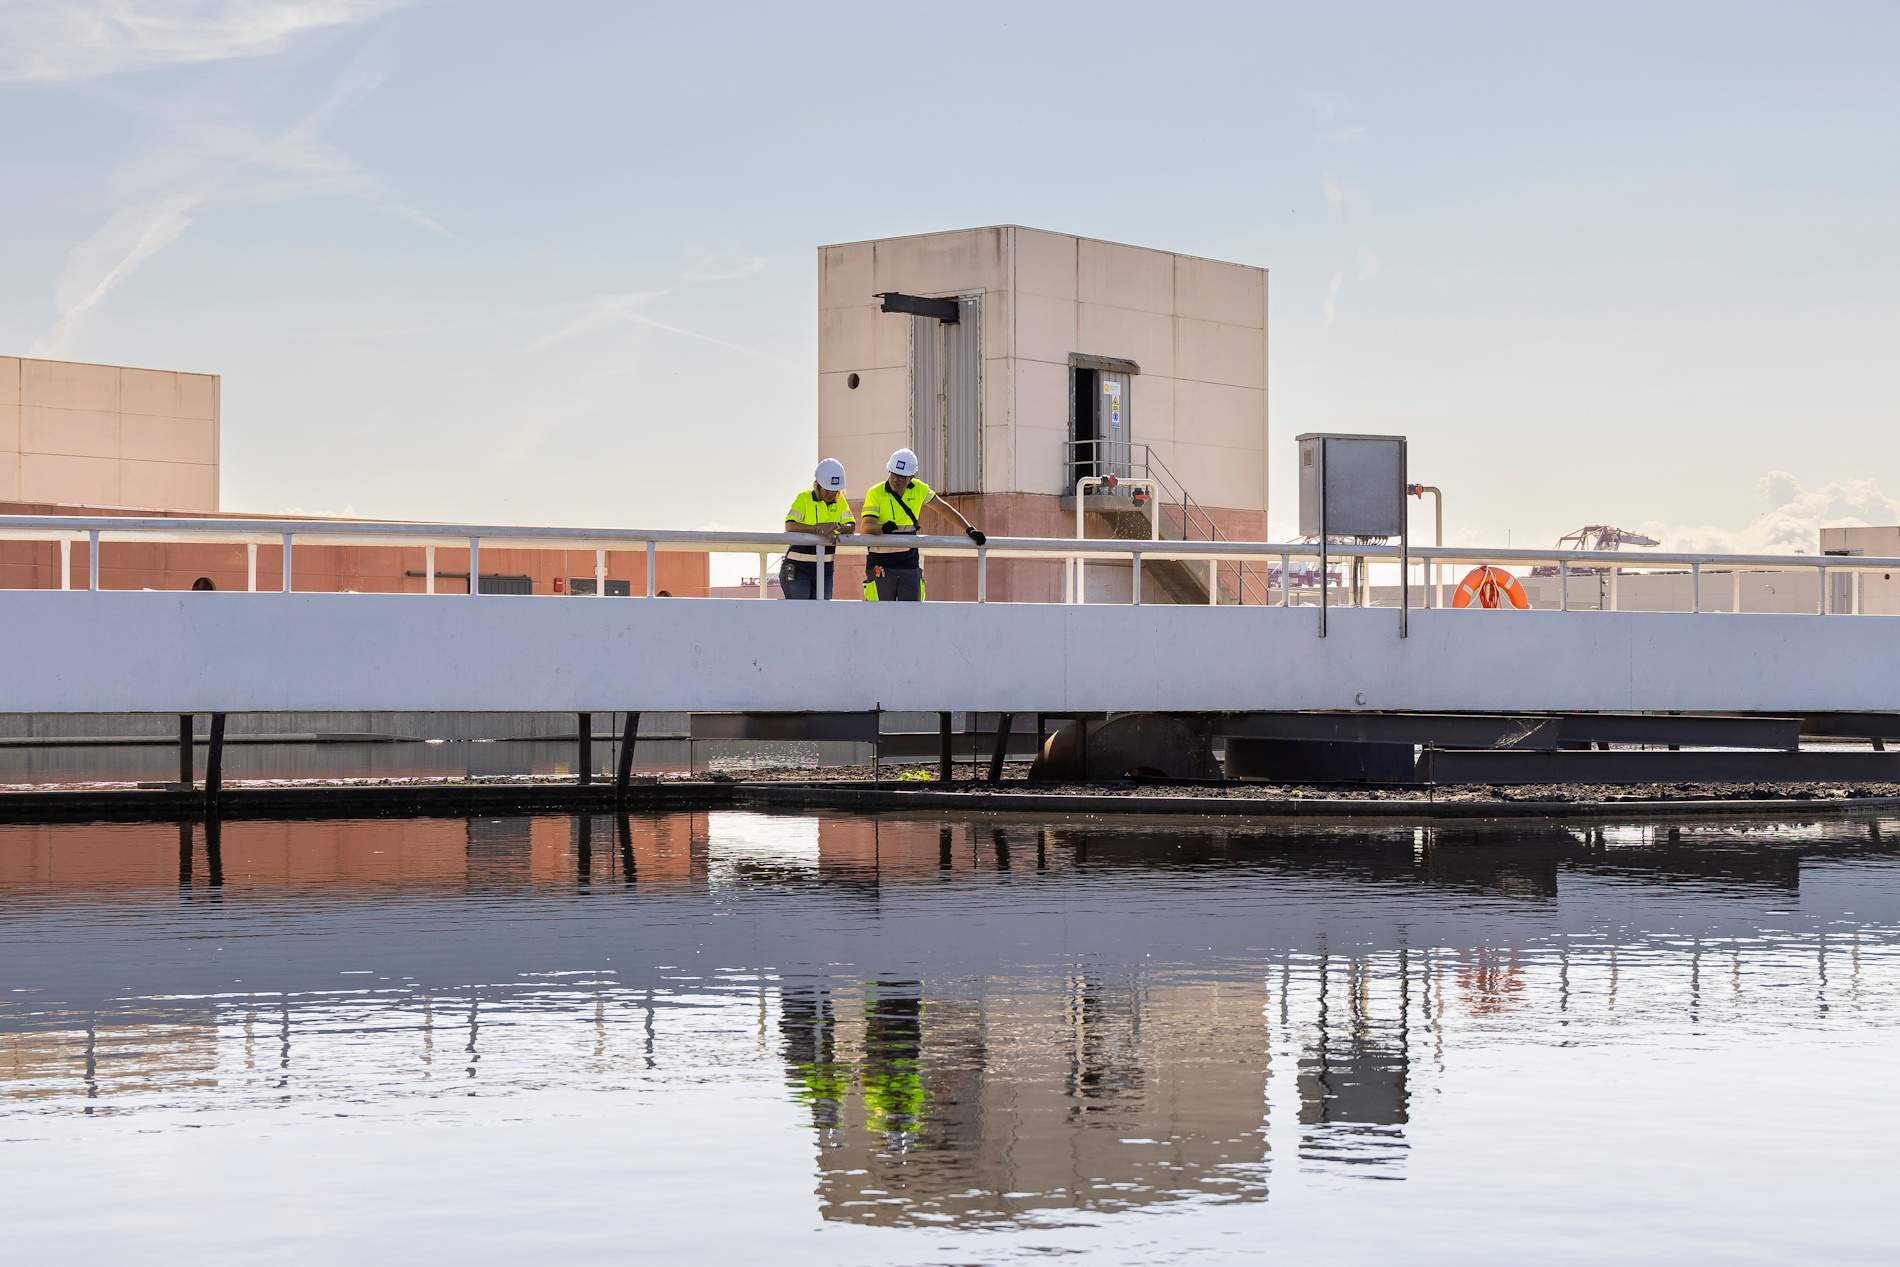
[1,513,1898,615]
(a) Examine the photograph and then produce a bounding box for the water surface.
[3,811,1897,1263]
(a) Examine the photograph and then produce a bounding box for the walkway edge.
[3,779,1898,825]
[732,783,1900,822]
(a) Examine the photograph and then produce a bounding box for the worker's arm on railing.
[929,498,986,545]
[784,519,851,543]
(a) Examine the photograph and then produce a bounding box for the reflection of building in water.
[1291,950,1411,1174]
[0,814,712,892]
[789,975,1271,1227]
[6,810,1900,1224]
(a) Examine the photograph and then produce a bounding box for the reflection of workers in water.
[860,979,925,1143]
[859,448,984,602]
[780,984,845,1131]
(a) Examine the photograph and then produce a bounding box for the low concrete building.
[0,354,708,596]
[1,355,219,511]
[818,226,1268,602]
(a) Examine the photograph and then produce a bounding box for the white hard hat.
[814,457,846,492]
[887,447,919,477]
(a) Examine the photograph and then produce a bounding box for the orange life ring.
[1451,565,1530,610]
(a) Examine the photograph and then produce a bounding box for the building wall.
[0,356,219,511]
[817,226,1268,516]
[1821,525,1900,615]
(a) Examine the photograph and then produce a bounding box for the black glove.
[966,527,987,545]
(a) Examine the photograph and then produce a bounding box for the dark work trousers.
[779,556,835,600]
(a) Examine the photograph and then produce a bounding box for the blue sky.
[3,1,1896,555]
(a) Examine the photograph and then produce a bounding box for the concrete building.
[818,226,1268,602]
[1,355,219,511]
[0,355,708,596]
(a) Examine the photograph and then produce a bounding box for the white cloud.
[1641,470,1900,554]
[528,291,673,351]
[29,38,443,355]
[1320,171,1345,214]
[31,193,206,357]
[0,0,414,82]
[1321,271,1343,327]
[1321,123,1368,143]
[682,251,766,283]
[1356,245,1380,281]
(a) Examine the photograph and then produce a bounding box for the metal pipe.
[1410,484,1443,608]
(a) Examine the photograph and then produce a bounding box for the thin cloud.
[1321,123,1368,143]
[1321,172,1346,214]
[0,0,414,82]
[1357,245,1380,281]
[623,312,786,366]
[528,291,674,351]
[1321,271,1344,327]
[683,252,766,283]
[30,38,443,354]
[32,193,206,357]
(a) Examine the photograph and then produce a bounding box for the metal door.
[910,296,982,493]
[1099,370,1132,479]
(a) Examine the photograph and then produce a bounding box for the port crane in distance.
[1530,525,1661,576]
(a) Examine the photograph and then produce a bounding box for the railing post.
[1732,569,1742,613]
[1854,570,1862,616]
[817,543,829,601]
[977,547,987,603]
[1560,560,1569,611]
[1280,551,1290,607]
[1132,547,1142,605]
[1207,557,1217,605]
[59,539,71,590]
[645,541,656,597]
[467,536,479,596]
[204,712,226,808]
[987,713,1014,784]
[282,532,294,593]
[757,552,768,598]
[88,529,99,591]
[615,711,641,803]
[1609,566,1620,611]
[178,714,193,789]
[1692,561,1701,613]
[1818,566,1828,615]
[577,712,592,785]
[938,712,954,784]
[247,543,257,592]
[595,549,607,597]
[425,544,436,595]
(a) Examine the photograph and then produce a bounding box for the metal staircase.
[1062,441,1274,606]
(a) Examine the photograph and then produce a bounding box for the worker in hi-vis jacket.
[858,447,985,602]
